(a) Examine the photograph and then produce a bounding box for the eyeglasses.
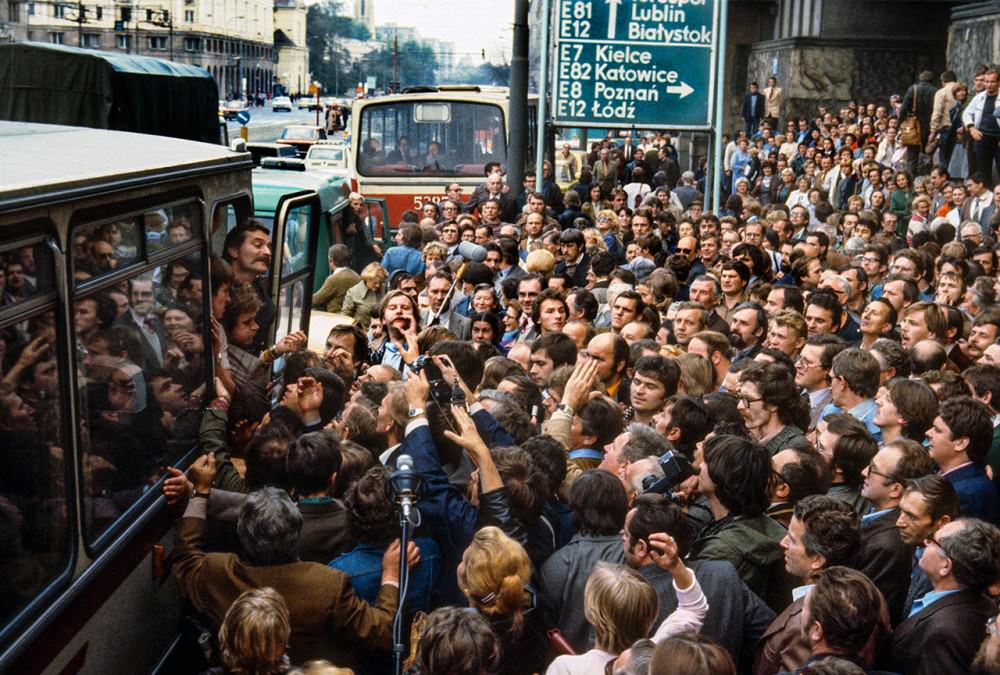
[924,534,949,557]
[860,256,882,265]
[987,616,1000,638]
[866,461,898,483]
[738,395,764,407]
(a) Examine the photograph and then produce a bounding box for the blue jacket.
[329,537,441,611]
[400,418,521,603]
[943,462,1000,523]
[381,245,425,277]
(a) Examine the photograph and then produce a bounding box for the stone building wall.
[947,3,1000,83]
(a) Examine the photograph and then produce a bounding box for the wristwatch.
[557,403,576,416]
[408,407,426,419]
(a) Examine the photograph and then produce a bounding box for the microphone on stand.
[388,454,425,523]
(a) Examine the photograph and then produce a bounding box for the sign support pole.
[535,0,552,184]
[710,0,729,213]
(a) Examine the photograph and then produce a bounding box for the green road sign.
[551,0,719,130]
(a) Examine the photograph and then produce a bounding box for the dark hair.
[633,355,681,399]
[775,448,831,503]
[807,289,843,330]
[808,567,883,654]
[303,367,346,427]
[531,332,577,370]
[568,470,629,536]
[871,338,911,379]
[428,340,485,392]
[773,284,805,314]
[823,413,878,487]
[589,252,617,278]
[793,495,860,568]
[411,606,499,675]
[223,220,270,263]
[885,378,938,441]
[579,397,625,450]
[568,289,600,321]
[345,466,398,544]
[627,493,693,559]
[491,446,547,525]
[665,396,713,458]
[470,312,503,346]
[830,348,880,399]
[964,365,1000,419]
[938,396,994,465]
[521,435,568,496]
[903,474,960,523]
[285,430,342,496]
[489,402,535,445]
[531,288,570,328]
[739,362,810,428]
[703,434,772,517]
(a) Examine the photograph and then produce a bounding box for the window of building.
[184,9,193,22]
[117,34,130,50]
[8,1,21,21]
[148,35,167,51]
[94,6,101,20]
[183,37,199,52]
[53,3,65,18]
[27,2,34,16]
[50,32,64,44]
[82,33,100,49]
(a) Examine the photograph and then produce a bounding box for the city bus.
[349,85,538,225]
[0,121,338,674]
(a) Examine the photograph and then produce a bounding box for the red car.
[275,125,327,157]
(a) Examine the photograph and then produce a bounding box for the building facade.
[274,0,307,96]
[5,0,277,99]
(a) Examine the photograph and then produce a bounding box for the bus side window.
[211,203,240,258]
[0,239,71,632]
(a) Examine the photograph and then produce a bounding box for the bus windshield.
[356,99,506,177]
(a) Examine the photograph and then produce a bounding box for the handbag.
[900,86,922,146]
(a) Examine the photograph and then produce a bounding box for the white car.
[271,96,292,112]
[304,142,350,175]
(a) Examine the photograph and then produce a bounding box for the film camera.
[641,451,696,499]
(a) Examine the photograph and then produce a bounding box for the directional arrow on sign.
[666,82,695,99]
[606,0,621,39]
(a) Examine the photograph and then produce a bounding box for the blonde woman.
[421,241,447,266]
[582,227,608,252]
[342,262,387,330]
[459,526,546,675]
[213,587,291,675]
[545,536,707,675]
[596,208,624,261]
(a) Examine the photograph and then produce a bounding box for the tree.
[306,0,371,95]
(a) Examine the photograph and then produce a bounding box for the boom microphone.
[455,240,488,263]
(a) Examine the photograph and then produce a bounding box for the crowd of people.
[142,66,1000,675]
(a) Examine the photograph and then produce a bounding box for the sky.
[370,0,515,63]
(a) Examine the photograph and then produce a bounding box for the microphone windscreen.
[396,454,414,471]
[456,240,488,263]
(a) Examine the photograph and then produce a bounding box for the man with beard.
[729,301,767,362]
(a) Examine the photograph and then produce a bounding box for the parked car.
[304,141,350,175]
[275,125,327,157]
[297,97,321,111]
[271,95,293,112]
[245,142,298,167]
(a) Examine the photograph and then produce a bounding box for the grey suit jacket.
[421,309,471,340]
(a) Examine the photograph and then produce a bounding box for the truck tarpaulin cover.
[0,42,220,143]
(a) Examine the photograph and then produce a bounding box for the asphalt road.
[226,106,330,142]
